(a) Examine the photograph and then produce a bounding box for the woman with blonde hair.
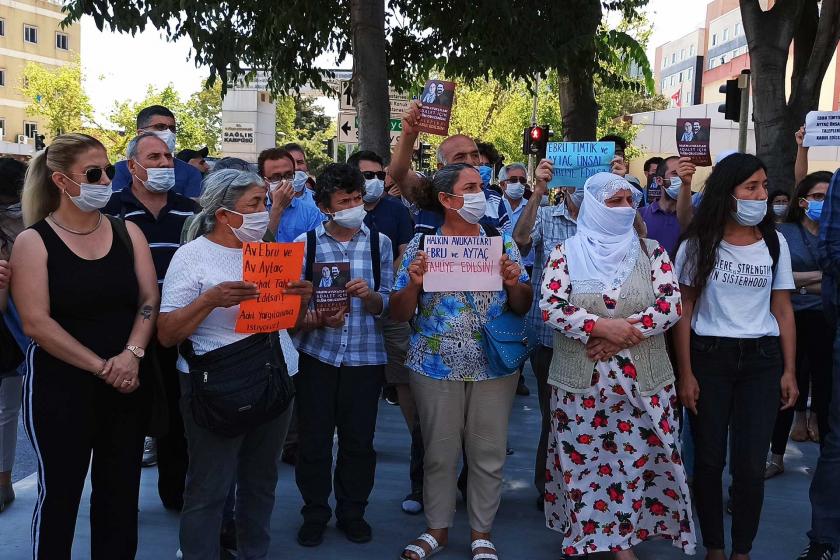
[10,133,159,559]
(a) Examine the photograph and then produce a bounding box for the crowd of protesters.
[0,100,838,560]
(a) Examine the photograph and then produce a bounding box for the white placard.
[804,111,840,147]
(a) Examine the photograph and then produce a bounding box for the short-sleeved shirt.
[414,187,510,234]
[394,228,530,381]
[639,201,680,257]
[293,223,393,367]
[112,158,202,198]
[528,202,577,347]
[778,222,822,312]
[364,196,414,260]
[675,235,795,338]
[275,195,326,243]
[104,187,199,284]
[160,236,299,375]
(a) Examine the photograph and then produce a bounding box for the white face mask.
[61,175,113,212]
[149,130,176,153]
[331,204,367,229]
[731,196,768,226]
[665,176,682,200]
[135,162,175,193]
[363,178,385,203]
[224,209,269,242]
[292,170,309,193]
[505,183,525,200]
[447,192,487,224]
[772,204,788,217]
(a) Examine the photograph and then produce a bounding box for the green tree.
[19,58,93,139]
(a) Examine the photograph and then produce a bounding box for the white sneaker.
[142,437,157,467]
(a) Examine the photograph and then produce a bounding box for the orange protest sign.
[235,242,305,334]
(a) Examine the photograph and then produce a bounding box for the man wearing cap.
[176,147,210,175]
[111,105,203,198]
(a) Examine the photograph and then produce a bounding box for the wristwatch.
[125,345,145,360]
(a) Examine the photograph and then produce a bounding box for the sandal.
[764,460,784,479]
[401,532,444,559]
[472,538,499,560]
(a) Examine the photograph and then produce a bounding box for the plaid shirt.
[528,201,578,347]
[293,223,393,367]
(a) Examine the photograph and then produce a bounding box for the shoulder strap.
[418,233,426,251]
[107,215,134,262]
[370,228,381,292]
[484,225,501,237]
[765,228,780,277]
[304,229,317,283]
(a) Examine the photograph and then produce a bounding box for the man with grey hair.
[111,105,203,197]
[104,132,199,514]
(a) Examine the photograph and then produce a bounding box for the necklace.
[48,212,103,235]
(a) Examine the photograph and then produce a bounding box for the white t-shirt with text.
[160,236,299,375]
[675,235,795,338]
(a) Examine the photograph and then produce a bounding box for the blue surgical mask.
[477,165,493,186]
[292,170,309,193]
[805,199,823,222]
[731,196,767,226]
[363,178,385,203]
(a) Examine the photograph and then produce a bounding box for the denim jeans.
[688,333,782,554]
[178,375,293,560]
[808,288,840,551]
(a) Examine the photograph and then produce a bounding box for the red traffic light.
[529,127,543,141]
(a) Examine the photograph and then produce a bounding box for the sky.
[80,0,710,121]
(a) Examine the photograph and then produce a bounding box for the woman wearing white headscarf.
[539,173,694,558]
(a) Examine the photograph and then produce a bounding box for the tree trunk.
[557,60,598,141]
[742,0,840,193]
[351,0,391,161]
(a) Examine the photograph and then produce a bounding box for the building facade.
[654,29,706,108]
[0,0,80,156]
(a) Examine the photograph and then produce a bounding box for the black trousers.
[689,333,782,554]
[154,343,188,510]
[770,310,833,454]
[22,347,148,560]
[530,344,553,498]
[294,353,383,524]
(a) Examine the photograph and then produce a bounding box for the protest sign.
[314,262,350,314]
[547,142,615,189]
[423,236,503,292]
[235,242,304,334]
[418,79,456,136]
[676,118,712,166]
[803,111,840,147]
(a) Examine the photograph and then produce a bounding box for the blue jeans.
[808,291,840,551]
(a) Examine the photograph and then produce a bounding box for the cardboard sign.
[547,142,615,189]
[314,262,350,314]
[235,243,305,334]
[676,118,712,166]
[418,79,456,136]
[422,236,503,292]
[804,111,840,147]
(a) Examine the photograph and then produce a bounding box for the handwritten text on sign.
[804,111,840,147]
[547,142,615,189]
[235,242,305,334]
[423,236,503,292]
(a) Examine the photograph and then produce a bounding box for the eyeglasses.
[72,165,116,183]
[362,171,387,181]
[143,123,177,133]
[265,173,294,183]
[803,193,826,201]
[504,176,528,184]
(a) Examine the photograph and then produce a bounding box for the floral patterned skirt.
[544,355,696,556]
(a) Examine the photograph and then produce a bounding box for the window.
[678,71,683,83]
[0,19,5,37]
[671,53,676,64]
[736,22,742,36]
[0,70,4,87]
[687,68,693,81]
[690,45,695,57]
[712,33,717,46]
[55,32,68,50]
[23,25,37,44]
[681,48,686,60]
[0,119,5,139]
[24,122,37,139]
[661,79,666,91]
[684,90,692,104]
[723,29,729,42]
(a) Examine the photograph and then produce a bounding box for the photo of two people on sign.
[679,120,709,142]
[421,81,455,108]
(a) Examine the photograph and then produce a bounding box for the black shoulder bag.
[179,333,295,437]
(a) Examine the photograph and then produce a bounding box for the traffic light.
[523,125,550,160]
[718,78,741,122]
[322,137,335,159]
[417,142,431,171]
[34,134,46,151]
